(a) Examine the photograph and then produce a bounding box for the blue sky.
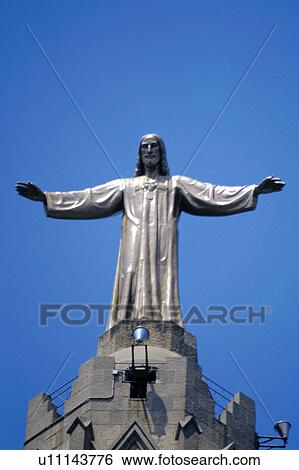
[1,0,298,449]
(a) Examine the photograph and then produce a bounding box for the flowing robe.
[45,175,257,330]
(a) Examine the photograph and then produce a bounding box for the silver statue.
[16,134,285,329]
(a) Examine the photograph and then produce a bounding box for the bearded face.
[140,137,161,172]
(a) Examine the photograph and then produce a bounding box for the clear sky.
[1,0,298,450]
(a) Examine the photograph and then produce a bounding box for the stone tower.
[24,321,257,450]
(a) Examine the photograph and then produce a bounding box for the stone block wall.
[24,321,257,450]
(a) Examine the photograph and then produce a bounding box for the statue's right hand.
[15,181,46,202]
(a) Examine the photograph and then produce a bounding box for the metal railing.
[48,373,233,417]
[202,374,234,414]
[49,376,78,413]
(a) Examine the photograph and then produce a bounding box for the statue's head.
[134,133,169,177]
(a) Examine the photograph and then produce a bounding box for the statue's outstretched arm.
[178,174,285,217]
[16,179,124,220]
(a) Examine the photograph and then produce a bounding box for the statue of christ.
[16,134,285,330]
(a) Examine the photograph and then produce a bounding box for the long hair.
[134,133,170,177]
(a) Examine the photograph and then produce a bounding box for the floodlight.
[274,421,291,441]
[132,326,149,343]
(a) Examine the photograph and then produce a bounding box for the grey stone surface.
[24,325,257,450]
[25,393,61,442]
[97,321,197,360]
[64,356,115,414]
[67,418,94,449]
[219,392,256,449]
[110,420,157,450]
[176,416,202,449]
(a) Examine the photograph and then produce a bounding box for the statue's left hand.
[254,176,285,195]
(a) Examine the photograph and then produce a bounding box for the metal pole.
[131,345,135,369]
[145,345,149,372]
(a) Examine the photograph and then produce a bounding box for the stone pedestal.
[24,321,257,450]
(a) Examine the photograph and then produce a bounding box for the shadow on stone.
[146,386,167,437]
